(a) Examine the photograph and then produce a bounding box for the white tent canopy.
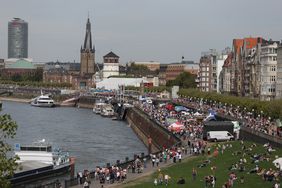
[273,157,282,170]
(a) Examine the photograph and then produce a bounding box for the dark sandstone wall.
[76,96,96,108]
[239,126,282,147]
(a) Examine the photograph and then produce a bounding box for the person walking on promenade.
[143,157,147,168]
[179,153,182,163]
[156,157,160,167]
[152,155,156,167]
[163,152,167,163]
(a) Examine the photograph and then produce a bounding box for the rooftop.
[104,51,119,58]
[6,59,35,69]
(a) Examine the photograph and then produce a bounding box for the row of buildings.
[0,17,200,90]
[198,37,282,101]
[3,17,282,100]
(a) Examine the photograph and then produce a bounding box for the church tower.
[80,18,95,76]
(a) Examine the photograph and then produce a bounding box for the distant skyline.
[0,0,281,64]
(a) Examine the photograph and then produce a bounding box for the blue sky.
[0,0,281,63]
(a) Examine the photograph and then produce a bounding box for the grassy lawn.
[125,141,282,188]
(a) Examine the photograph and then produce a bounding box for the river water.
[1,101,147,171]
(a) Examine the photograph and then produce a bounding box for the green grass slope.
[126,141,281,188]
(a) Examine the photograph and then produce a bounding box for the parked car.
[207,131,234,142]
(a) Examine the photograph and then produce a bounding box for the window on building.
[270,76,276,82]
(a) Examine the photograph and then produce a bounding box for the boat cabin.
[19,145,52,152]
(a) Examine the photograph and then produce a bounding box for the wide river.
[1,101,147,171]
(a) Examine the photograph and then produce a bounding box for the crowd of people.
[139,101,204,141]
[175,97,282,138]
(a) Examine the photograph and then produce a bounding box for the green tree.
[166,72,197,88]
[0,114,18,187]
[11,74,22,82]
[127,63,157,77]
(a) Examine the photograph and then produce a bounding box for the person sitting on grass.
[158,170,164,185]
[239,164,245,172]
[257,168,266,176]
[240,176,244,184]
[263,168,275,182]
[249,165,259,174]
[228,163,238,171]
[177,177,185,184]
[164,174,170,186]
[197,159,211,168]
[154,178,158,186]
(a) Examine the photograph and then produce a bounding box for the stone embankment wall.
[76,96,96,109]
[126,107,180,154]
[240,126,282,147]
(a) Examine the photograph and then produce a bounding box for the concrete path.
[72,149,192,188]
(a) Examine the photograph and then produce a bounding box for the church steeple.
[83,18,93,51]
[80,17,95,75]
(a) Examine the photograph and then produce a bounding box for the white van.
[207,131,234,142]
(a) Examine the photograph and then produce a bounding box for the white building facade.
[103,51,119,79]
[260,42,279,101]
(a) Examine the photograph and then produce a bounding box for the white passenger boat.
[101,104,115,117]
[93,99,107,114]
[11,139,72,185]
[31,93,55,107]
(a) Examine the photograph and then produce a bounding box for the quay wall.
[76,96,96,109]
[239,126,282,147]
[125,107,181,154]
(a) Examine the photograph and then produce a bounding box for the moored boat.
[31,93,55,107]
[10,140,72,185]
[101,104,115,117]
[93,99,106,114]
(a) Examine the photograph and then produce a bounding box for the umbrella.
[166,104,174,111]
[166,118,178,126]
[168,122,185,132]
[175,106,189,112]
[273,158,282,170]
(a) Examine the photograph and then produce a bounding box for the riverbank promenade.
[72,147,192,188]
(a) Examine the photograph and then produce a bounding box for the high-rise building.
[80,18,95,76]
[8,18,28,58]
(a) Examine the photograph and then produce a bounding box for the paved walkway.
[72,149,192,188]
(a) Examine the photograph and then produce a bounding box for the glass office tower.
[8,18,28,58]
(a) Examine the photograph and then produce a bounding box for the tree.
[166,72,197,88]
[0,114,18,187]
[127,63,157,77]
